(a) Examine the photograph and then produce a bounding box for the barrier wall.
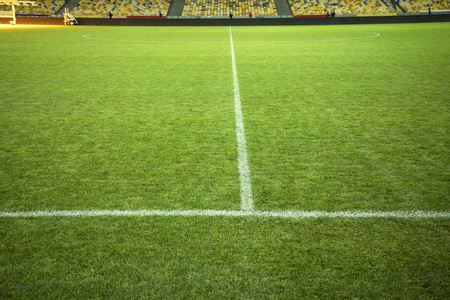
[79,14,450,26]
[0,16,64,25]
[1,14,449,26]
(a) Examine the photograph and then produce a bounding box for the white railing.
[0,11,14,18]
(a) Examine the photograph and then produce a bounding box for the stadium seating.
[289,0,394,16]
[182,0,278,17]
[6,0,66,15]
[71,0,172,17]
[2,0,448,18]
[397,0,450,12]
[0,3,8,13]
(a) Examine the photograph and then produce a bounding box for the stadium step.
[392,0,406,13]
[56,0,81,16]
[274,0,293,16]
[167,0,186,17]
[380,0,397,13]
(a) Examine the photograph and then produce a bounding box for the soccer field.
[1,23,449,298]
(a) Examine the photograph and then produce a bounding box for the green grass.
[1,26,240,211]
[0,23,449,298]
[233,24,449,211]
[1,217,449,299]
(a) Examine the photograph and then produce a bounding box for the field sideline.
[1,23,449,298]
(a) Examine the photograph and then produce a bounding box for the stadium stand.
[0,0,67,15]
[396,0,450,13]
[1,0,448,19]
[71,0,172,17]
[0,3,8,13]
[289,0,395,16]
[182,0,278,17]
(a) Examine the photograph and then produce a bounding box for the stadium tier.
[0,0,449,17]
[397,0,450,12]
[0,0,66,15]
[182,0,277,17]
[71,0,172,17]
[289,0,395,16]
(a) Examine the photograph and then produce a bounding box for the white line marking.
[238,32,381,43]
[82,34,227,44]
[0,210,449,219]
[230,27,253,211]
[81,32,380,44]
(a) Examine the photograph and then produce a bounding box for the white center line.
[230,27,254,211]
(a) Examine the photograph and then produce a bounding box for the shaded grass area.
[1,217,449,299]
[234,24,450,211]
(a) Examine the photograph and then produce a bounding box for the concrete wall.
[1,16,64,25]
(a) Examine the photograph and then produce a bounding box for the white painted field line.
[81,32,380,44]
[0,210,449,219]
[238,32,381,44]
[230,27,253,211]
[82,34,229,43]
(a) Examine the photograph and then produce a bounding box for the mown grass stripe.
[230,27,254,211]
[1,210,449,219]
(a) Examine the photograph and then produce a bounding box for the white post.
[12,3,16,25]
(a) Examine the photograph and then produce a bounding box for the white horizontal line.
[0,210,449,219]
